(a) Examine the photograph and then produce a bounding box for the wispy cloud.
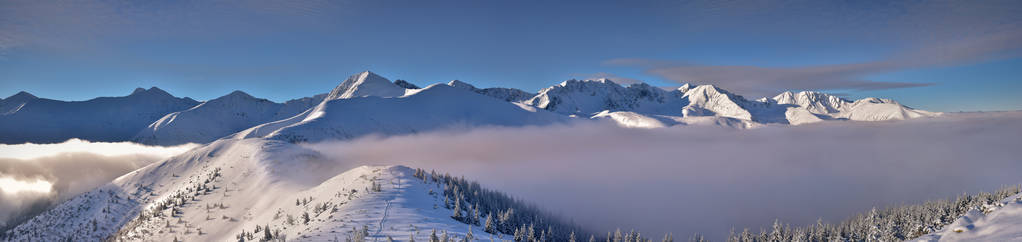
[608,28,1022,98]
[607,0,1022,98]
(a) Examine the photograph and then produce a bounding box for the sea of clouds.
[305,111,1022,239]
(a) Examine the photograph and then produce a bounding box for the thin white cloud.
[607,0,1022,98]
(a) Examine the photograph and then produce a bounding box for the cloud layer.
[0,140,196,230]
[306,112,1022,239]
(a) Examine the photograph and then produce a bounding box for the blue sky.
[0,0,1020,111]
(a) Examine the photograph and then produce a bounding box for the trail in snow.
[373,173,398,240]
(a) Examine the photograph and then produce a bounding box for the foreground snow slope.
[5,139,495,241]
[917,193,1022,241]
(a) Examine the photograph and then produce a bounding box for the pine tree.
[264,224,272,240]
[569,231,577,242]
[769,219,783,242]
[473,203,481,225]
[484,213,495,233]
[452,197,463,219]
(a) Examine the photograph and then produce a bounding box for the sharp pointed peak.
[132,88,147,95]
[7,91,37,100]
[327,71,404,99]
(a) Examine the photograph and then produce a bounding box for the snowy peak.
[447,80,477,90]
[680,84,754,120]
[771,91,850,114]
[326,71,406,100]
[527,78,672,115]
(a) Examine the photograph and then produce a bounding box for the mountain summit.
[326,71,406,100]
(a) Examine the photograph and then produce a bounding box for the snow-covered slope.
[4,139,505,241]
[0,88,199,144]
[917,193,1022,241]
[525,78,938,128]
[447,80,535,102]
[134,91,325,145]
[234,83,567,143]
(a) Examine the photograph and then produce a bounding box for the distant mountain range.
[0,71,939,145]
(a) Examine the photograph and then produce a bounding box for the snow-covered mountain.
[4,139,579,241]
[0,71,939,145]
[526,78,939,128]
[133,91,325,145]
[769,91,939,124]
[0,88,199,144]
[233,77,567,143]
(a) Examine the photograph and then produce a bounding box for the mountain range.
[0,71,939,145]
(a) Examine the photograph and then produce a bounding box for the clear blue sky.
[0,0,1020,111]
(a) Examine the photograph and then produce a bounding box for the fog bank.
[305,112,1022,239]
[0,140,197,230]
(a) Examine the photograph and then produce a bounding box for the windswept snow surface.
[917,193,1022,241]
[4,139,495,241]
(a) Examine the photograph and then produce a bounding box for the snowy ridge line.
[1,71,939,145]
[727,185,1021,242]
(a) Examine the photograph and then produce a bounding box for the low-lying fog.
[0,139,197,229]
[305,112,1022,239]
